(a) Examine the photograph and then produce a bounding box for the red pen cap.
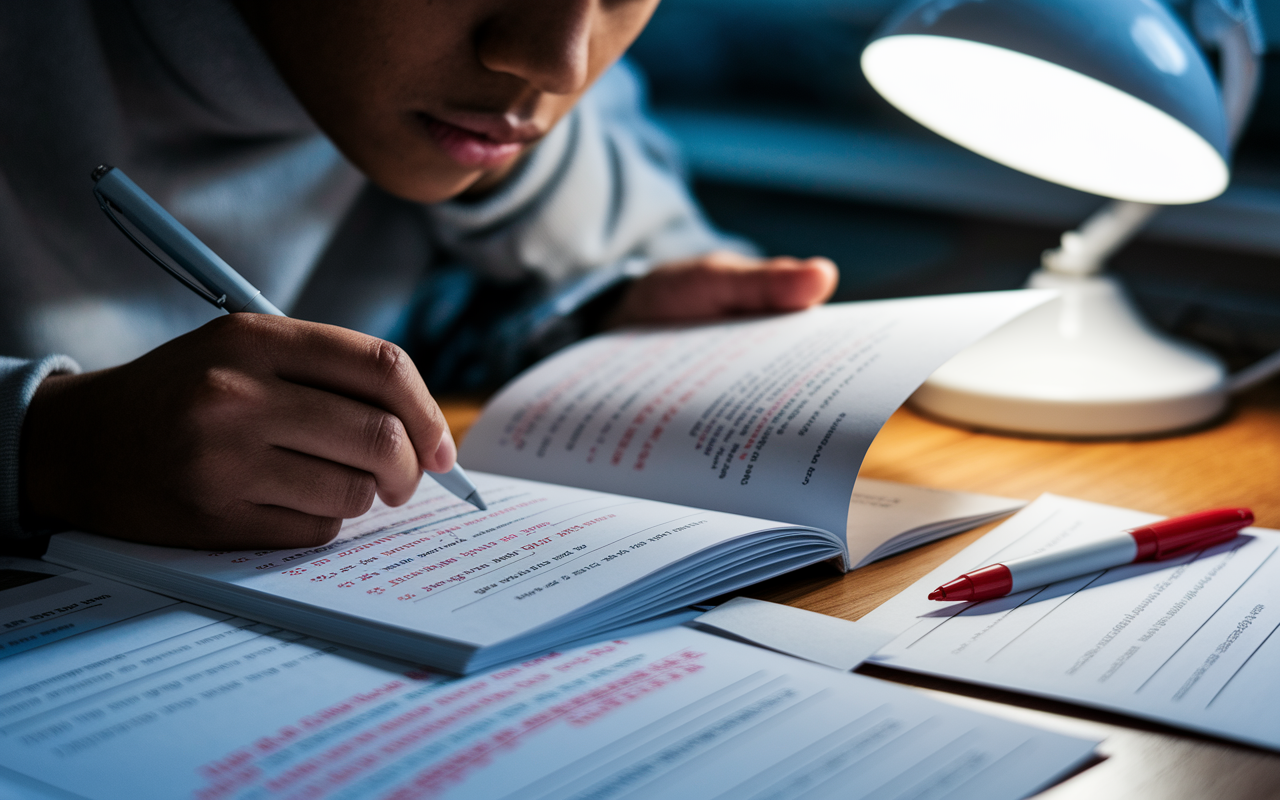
[1130,508,1253,561]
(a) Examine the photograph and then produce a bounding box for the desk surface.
[441,386,1280,799]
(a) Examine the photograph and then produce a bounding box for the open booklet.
[0,559,1098,800]
[44,291,1046,674]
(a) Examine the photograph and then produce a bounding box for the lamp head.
[862,0,1230,204]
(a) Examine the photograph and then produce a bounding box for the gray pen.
[90,164,487,512]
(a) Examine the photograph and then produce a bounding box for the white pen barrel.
[238,291,285,317]
[427,463,481,504]
[1004,533,1137,592]
[94,167,264,313]
[93,165,485,512]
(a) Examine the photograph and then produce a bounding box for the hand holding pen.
[19,166,484,551]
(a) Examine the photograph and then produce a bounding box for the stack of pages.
[44,292,1045,673]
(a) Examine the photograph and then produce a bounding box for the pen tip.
[466,492,487,512]
[928,589,945,601]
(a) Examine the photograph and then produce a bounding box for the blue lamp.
[861,0,1267,437]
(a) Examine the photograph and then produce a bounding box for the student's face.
[240,0,661,203]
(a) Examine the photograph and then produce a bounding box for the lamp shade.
[862,0,1230,204]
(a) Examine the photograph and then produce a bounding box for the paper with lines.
[0,563,1096,800]
[865,494,1280,749]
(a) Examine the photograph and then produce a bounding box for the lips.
[417,112,542,170]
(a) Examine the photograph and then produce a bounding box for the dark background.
[627,0,1280,370]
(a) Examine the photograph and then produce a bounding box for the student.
[1,0,837,551]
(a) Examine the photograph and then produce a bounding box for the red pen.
[929,507,1255,602]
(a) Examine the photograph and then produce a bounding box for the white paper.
[47,472,843,672]
[847,479,1023,566]
[865,494,1280,750]
[0,559,174,658]
[694,597,897,671]
[46,293,1045,674]
[0,566,1098,800]
[462,292,1052,540]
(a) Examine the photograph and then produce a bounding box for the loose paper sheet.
[694,597,897,671]
[0,565,1098,800]
[864,494,1280,750]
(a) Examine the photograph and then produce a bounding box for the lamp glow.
[862,35,1229,204]
[861,0,1263,438]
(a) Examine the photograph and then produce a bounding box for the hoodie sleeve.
[0,355,80,539]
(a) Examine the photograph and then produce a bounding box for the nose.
[477,0,594,95]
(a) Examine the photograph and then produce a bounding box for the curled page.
[462,291,1052,541]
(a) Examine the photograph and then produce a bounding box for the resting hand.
[606,251,838,327]
[20,315,454,550]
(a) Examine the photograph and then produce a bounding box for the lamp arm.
[1042,0,1264,279]
[1040,201,1157,276]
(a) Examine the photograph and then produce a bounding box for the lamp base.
[910,271,1227,438]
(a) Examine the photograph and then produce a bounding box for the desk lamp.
[861,0,1267,436]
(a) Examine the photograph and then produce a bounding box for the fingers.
[207,503,344,552]
[211,315,456,473]
[255,381,423,507]
[707,255,839,314]
[777,257,839,307]
[610,252,839,326]
[33,315,462,553]
[240,447,378,519]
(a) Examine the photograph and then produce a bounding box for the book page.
[461,291,1050,540]
[847,479,1023,566]
[47,472,843,670]
[0,565,1098,800]
[864,495,1280,750]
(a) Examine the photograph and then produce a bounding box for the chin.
[364,164,485,205]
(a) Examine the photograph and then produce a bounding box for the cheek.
[285,25,488,201]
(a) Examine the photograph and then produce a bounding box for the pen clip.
[94,191,228,310]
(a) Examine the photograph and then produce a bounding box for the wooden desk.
[441,386,1280,799]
